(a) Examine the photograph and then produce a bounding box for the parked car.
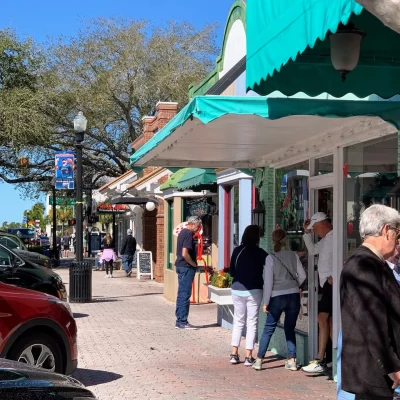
[6,228,35,244]
[0,358,96,399]
[0,230,51,268]
[0,281,77,375]
[0,244,67,301]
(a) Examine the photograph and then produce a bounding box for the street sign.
[22,216,27,223]
[49,197,76,206]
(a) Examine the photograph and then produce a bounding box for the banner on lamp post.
[55,152,75,190]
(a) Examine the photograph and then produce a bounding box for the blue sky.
[0,0,235,223]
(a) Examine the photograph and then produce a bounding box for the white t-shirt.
[303,230,333,287]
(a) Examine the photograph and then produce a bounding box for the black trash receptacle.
[69,261,92,303]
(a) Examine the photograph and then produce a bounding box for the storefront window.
[182,198,213,255]
[314,154,333,176]
[275,160,310,333]
[344,135,398,259]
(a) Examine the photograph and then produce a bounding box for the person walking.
[175,216,202,330]
[62,233,71,258]
[253,228,306,371]
[341,204,400,400]
[101,233,116,278]
[120,229,137,277]
[301,212,333,374]
[229,225,267,366]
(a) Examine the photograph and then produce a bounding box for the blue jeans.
[337,330,355,400]
[257,293,300,359]
[122,254,134,273]
[175,266,196,326]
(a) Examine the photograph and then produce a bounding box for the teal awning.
[246,1,400,98]
[177,168,217,190]
[130,96,400,169]
[160,168,191,191]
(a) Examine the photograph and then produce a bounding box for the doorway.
[308,183,333,362]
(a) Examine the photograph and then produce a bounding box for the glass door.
[308,184,333,361]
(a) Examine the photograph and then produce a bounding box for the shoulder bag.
[270,252,302,287]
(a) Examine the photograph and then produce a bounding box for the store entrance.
[308,185,333,362]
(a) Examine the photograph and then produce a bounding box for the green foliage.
[0,19,218,196]
[210,271,233,288]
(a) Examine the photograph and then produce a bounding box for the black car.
[0,244,67,301]
[0,231,51,268]
[0,358,97,399]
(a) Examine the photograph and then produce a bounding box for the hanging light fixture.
[329,22,366,82]
[252,201,265,236]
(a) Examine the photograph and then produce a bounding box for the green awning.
[246,1,400,98]
[177,168,216,190]
[130,95,400,169]
[159,168,191,191]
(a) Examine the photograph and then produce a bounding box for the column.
[218,185,225,271]
[238,178,252,243]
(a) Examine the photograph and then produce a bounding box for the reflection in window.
[183,198,213,255]
[315,154,333,176]
[344,136,398,259]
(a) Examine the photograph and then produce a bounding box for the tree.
[0,19,218,194]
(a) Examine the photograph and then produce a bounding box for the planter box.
[206,285,233,305]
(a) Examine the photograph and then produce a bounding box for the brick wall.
[138,102,178,283]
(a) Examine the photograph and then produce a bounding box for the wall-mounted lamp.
[252,201,265,235]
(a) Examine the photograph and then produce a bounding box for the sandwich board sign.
[137,251,153,280]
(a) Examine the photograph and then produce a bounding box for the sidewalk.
[57,268,336,400]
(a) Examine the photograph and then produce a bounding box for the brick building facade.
[132,102,178,283]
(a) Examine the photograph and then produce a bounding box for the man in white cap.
[301,212,333,374]
[120,229,137,277]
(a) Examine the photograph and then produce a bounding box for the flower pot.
[206,284,232,305]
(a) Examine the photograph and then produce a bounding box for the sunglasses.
[389,226,400,240]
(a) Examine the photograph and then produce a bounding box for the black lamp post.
[73,111,87,263]
[51,177,59,266]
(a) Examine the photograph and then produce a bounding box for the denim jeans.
[175,266,196,326]
[337,330,355,400]
[257,293,300,359]
[122,254,134,273]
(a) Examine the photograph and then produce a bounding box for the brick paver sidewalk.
[57,268,336,400]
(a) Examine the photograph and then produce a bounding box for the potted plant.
[206,269,233,305]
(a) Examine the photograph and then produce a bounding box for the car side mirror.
[12,256,25,270]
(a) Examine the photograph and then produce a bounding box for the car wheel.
[8,333,63,373]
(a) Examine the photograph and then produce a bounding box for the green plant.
[210,271,233,288]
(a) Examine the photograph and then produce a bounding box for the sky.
[0,0,235,224]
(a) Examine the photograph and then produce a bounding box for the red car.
[0,281,77,375]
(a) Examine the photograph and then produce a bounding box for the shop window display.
[275,160,309,333]
[183,197,213,255]
[344,136,398,259]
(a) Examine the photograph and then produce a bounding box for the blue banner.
[55,151,75,190]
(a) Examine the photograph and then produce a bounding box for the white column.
[218,185,225,271]
[238,178,252,243]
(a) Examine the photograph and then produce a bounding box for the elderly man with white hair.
[340,204,400,400]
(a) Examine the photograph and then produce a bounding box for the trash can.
[69,261,92,303]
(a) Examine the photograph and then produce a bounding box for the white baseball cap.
[307,212,328,230]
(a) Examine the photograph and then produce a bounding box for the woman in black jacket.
[229,225,268,366]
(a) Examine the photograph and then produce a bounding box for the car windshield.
[0,236,24,250]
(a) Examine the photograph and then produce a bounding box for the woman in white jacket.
[253,228,306,371]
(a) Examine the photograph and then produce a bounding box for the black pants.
[105,260,113,275]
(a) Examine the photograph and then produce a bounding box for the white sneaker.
[104,274,109,278]
[109,274,113,278]
[301,359,326,374]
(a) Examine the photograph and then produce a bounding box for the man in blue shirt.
[175,216,202,330]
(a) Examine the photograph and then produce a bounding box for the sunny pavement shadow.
[73,368,123,387]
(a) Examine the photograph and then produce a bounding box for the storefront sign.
[189,202,209,217]
[55,151,75,190]
[96,203,129,214]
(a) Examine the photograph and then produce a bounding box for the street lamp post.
[73,111,87,263]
